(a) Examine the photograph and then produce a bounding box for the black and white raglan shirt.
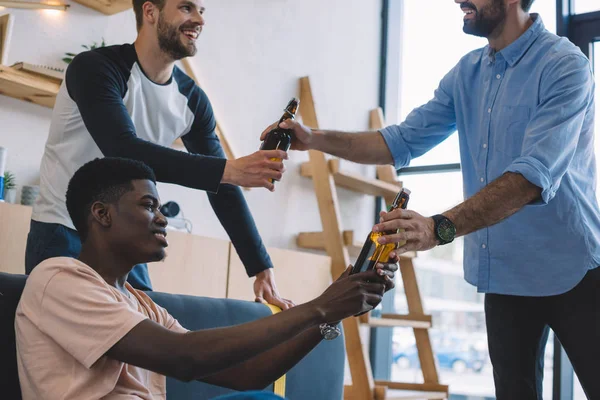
[32,44,272,277]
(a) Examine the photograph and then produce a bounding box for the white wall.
[0,0,382,252]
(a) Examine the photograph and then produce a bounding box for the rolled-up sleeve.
[504,54,594,204]
[380,65,458,169]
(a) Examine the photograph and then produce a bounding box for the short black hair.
[521,0,535,11]
[66,157,156,241]
[132,0,166,31]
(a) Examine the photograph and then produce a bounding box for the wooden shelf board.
[365,315,432,329]
[0,64,61,108]
[300,159,401,199]
[297,230,416,260]
[71,0,132,15]
[384,390,447,400]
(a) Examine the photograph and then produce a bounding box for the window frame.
[374,1,597,398]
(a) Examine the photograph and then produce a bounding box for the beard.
[462,0,506,38]
[157,12,198,60]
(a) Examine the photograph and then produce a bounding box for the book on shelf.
[10,62,65,81]
[0,14,14,66]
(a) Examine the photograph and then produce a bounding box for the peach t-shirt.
[15,257,188,400]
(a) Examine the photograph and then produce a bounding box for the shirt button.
[482,244,487,249]
[483,143,488,149]
[487,108,492,113]
[496,74,501,79]
[480,177,484,182]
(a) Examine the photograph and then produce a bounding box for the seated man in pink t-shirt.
[15,157,397,400]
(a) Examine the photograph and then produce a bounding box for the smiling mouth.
[181,29,199,41]
[154,231,169,246]
[462,6,476,19]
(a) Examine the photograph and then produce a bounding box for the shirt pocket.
[493,105,531,158]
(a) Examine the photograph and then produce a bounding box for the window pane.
[575,41,600,399]
[595,42,600,200]
[530,2,556,34]
[574,0,600,14]
[394,3,558,397]
[392,171,555,399]
[398,2,555,167]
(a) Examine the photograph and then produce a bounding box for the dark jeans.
[212,393,285,400]
[485,267,600,400]
[24,220,153,291]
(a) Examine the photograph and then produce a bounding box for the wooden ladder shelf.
[296,76,448,400]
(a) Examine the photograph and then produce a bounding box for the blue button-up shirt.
[381,15,598,296]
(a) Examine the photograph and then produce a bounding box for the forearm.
[310,129,394,165]
[99,135,225,192]
[444,172,542,237]
[183,303,322,380]
[208,186,272,276]
[201,326,323,390]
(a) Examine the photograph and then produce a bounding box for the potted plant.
[63,39,107,64]
[3,170,16,203]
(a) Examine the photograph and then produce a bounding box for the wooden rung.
[375,381,449,394]
[364,314,432,329]
[300,159,401,199]
[345,385,447,400]
[297,231,416,260]
[297,230,354,250]
[385,390,447,400]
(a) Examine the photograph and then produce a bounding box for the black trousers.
[485,267,600,400]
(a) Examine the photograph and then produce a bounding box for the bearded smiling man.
[25,0,295,310]
[262,0,599,398]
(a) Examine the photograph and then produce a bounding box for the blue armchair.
[0,272,345,400]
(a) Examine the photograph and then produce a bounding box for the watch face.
[437,219,456,242]
[324,329,340,341]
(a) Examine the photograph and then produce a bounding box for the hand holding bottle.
[260,119,314,151]
[221,150,288,191]
[309,265,396,324]
[373,209,438,254]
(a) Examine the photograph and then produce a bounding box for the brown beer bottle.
[260,98,300,183]
[351,188,411,274]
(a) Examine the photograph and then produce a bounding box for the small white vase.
[4,188,17,204]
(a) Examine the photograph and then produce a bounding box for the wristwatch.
[319,323,341,340]
[431,214,456,245]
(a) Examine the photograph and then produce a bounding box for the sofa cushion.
[148,291,346,400]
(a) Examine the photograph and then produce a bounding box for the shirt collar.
[487,13,545,67]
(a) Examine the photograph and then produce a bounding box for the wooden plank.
[364,313,432,329]
[347,384,447,400]
[227,245,332,305]
[300,160,401,199]
[385,390,447,400]
[0,203,32,274]
[401,258,439,384]
[375,381,449,395]
[147,230,229,298]
[299,76,374,400]
[365,318,431,329]
[179,58,236,160]
[297,230,416,260]
[0,14,14,66]
[296,230,354,250]
[370,107,403,205]
[71,0,131,15]
[0,65,61,108]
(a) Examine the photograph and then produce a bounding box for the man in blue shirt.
[263,0,599,397]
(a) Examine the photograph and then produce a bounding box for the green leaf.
[65,52,77,57]
[62,57,73,64]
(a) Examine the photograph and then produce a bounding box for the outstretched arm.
[106,269,388,386]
